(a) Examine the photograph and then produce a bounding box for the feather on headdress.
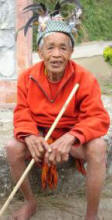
[17,0,82,45]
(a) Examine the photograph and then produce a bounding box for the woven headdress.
[17,0,82,47]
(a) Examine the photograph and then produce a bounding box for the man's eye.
[61,47,66,50]
[47,47,53,50]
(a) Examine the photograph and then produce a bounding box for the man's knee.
[85,138,107,164]
[5,138,26,164]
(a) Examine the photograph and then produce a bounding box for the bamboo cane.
[0,83,79,217]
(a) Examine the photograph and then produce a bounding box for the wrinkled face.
[38,32,73,75]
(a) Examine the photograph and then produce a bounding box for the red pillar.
[16,0,33,74]
[0,0,33,106]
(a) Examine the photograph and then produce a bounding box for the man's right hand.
[24,135,49,163]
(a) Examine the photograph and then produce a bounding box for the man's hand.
[45,133,75,165]
[24,135,49,163]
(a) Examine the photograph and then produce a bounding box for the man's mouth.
[50,61,63,67]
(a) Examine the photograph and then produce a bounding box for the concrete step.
[1,195,112,220]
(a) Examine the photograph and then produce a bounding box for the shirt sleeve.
[13,72,39,142]
[69,78,110,145]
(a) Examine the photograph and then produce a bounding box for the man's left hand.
[45,133,75,165]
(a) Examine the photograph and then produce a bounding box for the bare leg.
[6,138,37,220]
[85,139,106,220]
[70,138,106,220]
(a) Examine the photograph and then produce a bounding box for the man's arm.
[45,78,110,165]
[14,72,39,141]
[69,78,110,144]
[14,72,50,162]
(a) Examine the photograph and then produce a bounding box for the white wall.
[0,0,16,79]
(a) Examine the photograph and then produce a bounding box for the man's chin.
[49,67,65,74]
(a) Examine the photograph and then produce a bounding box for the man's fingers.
[42,140,50,151]
[55,151,69,163]
[62,153,69,161]
[31,145,43,162]
[56,152,62,163]
[31,151,38,161]
[32,151,42,163]
[49,152,55,163]
[35,142,44,156]
[37,141,45,153]
[38,145,44,153]
[44,151,49,163]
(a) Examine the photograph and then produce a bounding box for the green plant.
[103,46,112,65]
[33,0,112,50]
[77,0,112,43]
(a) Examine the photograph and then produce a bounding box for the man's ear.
[69,47,74,58]
[38,48,44,60]
[71,46,74,54]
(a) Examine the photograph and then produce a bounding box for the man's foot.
[9,199,37,220]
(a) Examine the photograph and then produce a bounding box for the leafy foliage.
[78,0,112,42]
[33,0,112,50]
[103,46,112,65]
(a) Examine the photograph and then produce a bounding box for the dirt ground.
[75,56,112,95]
[0,192,112,220]
[0,55,112,220]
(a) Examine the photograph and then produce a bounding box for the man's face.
[38,32,73,75]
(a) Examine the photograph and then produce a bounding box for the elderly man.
[6,20,110,220]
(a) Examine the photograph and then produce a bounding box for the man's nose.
[52,48,61,56]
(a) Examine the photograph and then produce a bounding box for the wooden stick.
[0,83,79,217]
